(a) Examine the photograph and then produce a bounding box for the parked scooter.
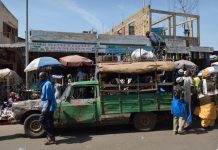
[0,99,14,122]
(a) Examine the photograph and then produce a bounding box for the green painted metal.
[101,91,169,114]
[13,78,173,126]
[70,80,98,86]
[59,100,96,124]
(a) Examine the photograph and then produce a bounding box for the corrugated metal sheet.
[30,30,151,46]
[0,42,25,48]
[30,30,98,44]
[98,34,150,45]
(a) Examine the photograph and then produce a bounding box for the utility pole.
[25,0,29,89]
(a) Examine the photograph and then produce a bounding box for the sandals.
[44,136,56,145]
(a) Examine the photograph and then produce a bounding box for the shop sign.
[29,42,106,53]
[165,39,186,48]
[104,45,152,54]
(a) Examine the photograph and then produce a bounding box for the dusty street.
[0,122,217,150]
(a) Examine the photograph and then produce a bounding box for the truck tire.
[133,112,157,131]
[24,114,45,138]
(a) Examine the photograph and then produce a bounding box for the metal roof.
[30,30,98,44]
[98,34,150,45]
[0,42,25,48]
[29,30,151,46]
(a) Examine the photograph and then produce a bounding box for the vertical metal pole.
[25,0,29,89]
[197,16,200,46]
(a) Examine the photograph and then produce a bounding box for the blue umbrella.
[24,57,62,72]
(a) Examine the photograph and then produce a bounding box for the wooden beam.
[168,18,171,36]
[197,17,200,46]
[151,15,172,26]
[163,18,197,31]
[173,15,176,38]
[151,9,199,18]
[190,21,193,37]
[176,18,197,27]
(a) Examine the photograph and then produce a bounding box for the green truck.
[12,61,175,138]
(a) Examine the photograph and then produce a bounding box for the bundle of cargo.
[131,49,155,60]
[198,94,216,106]
[97,61,175,74]
[194,94,218,127]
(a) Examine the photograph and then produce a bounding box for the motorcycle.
[0,100,14,123]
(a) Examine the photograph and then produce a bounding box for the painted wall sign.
[29,42,152,54]
[29,42,106,53]
[105,45,152,54]
[165,39,186,48]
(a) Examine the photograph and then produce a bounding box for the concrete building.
[106,6,213,69]
[0,1,18,44]
[107,6,200,47]
[0,1,24,75]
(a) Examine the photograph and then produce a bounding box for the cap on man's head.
[178,69,184,75]
[67,74,72,78]
[176,77,184,84]
[39,72,47,80]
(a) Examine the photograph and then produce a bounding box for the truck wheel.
[133,112,157,131]
[24,114,45,138]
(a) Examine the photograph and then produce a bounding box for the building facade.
[0,2,24,74]
[29,30,151,61]
[0,1,18,44]
[107,6,213,68]
[107,6,200,47]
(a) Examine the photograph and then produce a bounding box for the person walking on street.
[39,72,57,145]
[171,77,186,134]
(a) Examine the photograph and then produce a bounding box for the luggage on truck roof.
[97,61,175,74]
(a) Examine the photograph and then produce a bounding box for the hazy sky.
[1,0,218,50]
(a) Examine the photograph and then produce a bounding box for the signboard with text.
[29,42,153,54]
[29,42,106,53]
[165,39,186,48]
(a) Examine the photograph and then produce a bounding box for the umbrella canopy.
[59,55,93,67]
[174,60,197,70]
[211,62,218,66]
[0,68,22,84]
[197,66,218,77]
[24,57,62,72]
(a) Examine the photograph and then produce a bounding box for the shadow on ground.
[54,125,134,145]
[55,135,92,145]
[0,133,25,141]
[0,118,217,144]
[155,117,218,135]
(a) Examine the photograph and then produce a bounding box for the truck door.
[59,85,97,125]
